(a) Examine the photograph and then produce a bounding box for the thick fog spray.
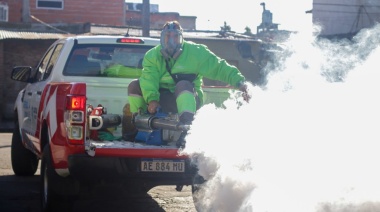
[183,24,380,212]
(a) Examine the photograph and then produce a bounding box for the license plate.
[141,159,185,172]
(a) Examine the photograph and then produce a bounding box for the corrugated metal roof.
[90,25,246,40]
[0,24,257,41]
[0,30,71,40]
[90,25,142,36]
[90,25,163,38]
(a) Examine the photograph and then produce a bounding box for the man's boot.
[122,104,137,141]
[176,131,187,148]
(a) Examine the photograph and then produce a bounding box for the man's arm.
[139,50,161,104]
[197,45,245,88]
[197,45,251,102]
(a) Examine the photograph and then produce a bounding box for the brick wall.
[1,39,55,123]
[2,0,196,30]
[1,0,23,22]
[125,11,197,30]
[150,13,180,29]
[29,0,125,26]
[126,11,180,30]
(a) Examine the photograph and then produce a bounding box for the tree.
[219,21,231,37]
[244,26,253,36]
[220,21,231,32]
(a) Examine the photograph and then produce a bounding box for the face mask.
[160,29,183,58]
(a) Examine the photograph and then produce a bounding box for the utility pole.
[22,0,31,23]
[142,0,150,37]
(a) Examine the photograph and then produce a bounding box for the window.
[34,47,54,81]
[0,4,8,22]
[63,44,154,78]
[42,44,63,80]
[34,43,63,81]
[37,0,63,9]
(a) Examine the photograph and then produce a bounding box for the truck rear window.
[63,44,154,78]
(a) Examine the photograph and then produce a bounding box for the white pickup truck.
[10,35,228,211]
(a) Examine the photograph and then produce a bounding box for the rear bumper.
[67,154,198,186]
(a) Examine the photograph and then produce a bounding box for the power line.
[30,15,71,34]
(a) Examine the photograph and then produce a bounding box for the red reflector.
[117,38,144,44]
[68,139,84,145]
[67,96,86,110]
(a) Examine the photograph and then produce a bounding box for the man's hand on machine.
[238,81,251,103]
[148,100,160,114]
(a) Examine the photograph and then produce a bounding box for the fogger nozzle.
[133,113,189,131]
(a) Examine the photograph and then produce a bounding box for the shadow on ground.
[0,175,165,212]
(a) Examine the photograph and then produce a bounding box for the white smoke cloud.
[183,23,380,212]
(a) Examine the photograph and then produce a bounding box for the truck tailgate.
[86,140,188,159]
[68,140,195,184]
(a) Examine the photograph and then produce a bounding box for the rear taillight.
[65,95,86,145]
[66,96,85,110]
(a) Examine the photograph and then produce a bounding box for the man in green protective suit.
[127,21,250,141]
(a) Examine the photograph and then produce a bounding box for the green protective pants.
[128,95,147,114]
[127,80,199,123]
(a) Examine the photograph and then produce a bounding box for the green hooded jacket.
[140,40,245,106]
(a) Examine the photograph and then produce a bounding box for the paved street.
[0,133,196,212]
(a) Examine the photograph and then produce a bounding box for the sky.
[126,0,314,33]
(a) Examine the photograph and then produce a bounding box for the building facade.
[312,0,380,37]
[0,1,196,30]
[1,0,126,26]
[125,2,196,30]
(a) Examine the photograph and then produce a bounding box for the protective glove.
[148,100,160,114]
[98,131,122,141]
[238,81,251,103]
